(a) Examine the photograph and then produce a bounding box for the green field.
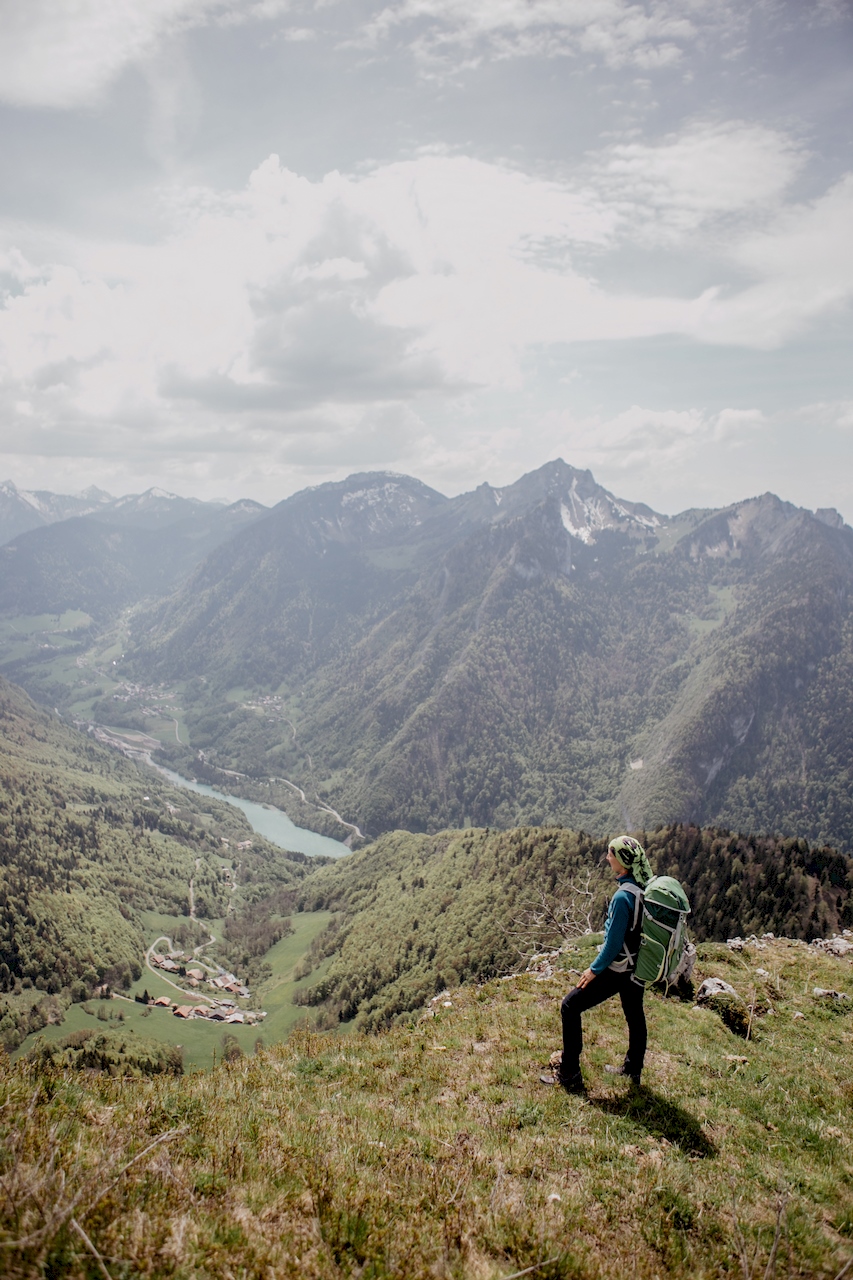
[15,910,334,1071]
[253,912,334,1042]
[0,609,93,636]
[0,609,138,718]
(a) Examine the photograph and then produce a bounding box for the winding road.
[275,776,364,840]
[145,936,216,1005]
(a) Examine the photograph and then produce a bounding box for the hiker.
[540,835,654,1093]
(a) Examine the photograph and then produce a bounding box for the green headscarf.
[608,835,654,889]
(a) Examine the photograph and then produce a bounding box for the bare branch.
[762,1193,788,1280]
[71,1217,113,1280]
[503,868,606,965]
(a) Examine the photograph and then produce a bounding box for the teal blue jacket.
[590,875,640,974]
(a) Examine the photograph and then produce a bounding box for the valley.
[13,909,334,1071]
[6,461,853,856]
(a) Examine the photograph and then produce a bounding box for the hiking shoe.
[604,1063,642,1087]
[539,1071,585,1094]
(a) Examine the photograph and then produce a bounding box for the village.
[146,947,267,1027]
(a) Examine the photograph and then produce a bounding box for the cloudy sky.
[0,0,851,517]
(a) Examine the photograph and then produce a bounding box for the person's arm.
[575,892,632,987]
[591,892,632,972]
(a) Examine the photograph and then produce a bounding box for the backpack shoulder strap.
[606,881,645,975]
[618,881,644,931]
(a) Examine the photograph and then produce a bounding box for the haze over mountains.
[2,461,852,853]
[0,480,264,544]
[0,484,267,618]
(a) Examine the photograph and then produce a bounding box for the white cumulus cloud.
[693,175,853,346]
[0,144,850,492]
[598,120,806,238]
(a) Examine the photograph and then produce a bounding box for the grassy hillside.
[2,936,851,1278]
[294,825,853,1031]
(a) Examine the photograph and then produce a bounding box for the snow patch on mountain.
[560,502,593,543]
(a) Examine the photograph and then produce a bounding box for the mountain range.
[0,480,261,544]
[0,494,267,619]
[1,461,851,851]
[116,460,853,852]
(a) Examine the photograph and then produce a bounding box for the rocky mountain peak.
[276,470,448,546]
[815,507,846,530]
[683,492,853,564]
[462,459,664,545]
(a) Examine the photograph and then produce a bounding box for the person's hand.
[577,968,596,989]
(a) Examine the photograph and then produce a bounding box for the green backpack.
[621,876,691,986]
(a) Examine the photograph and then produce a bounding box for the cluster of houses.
[109,679,177,712]
[149,953,251,999]
[148,994,266,1025]
[148,951,266,1024]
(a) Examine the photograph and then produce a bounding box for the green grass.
[13,999,249,1073]
[137,910,197,938]
[3,937,852,1278]
[682,585,738,637]
[224,686,256,702]
[250,912,334,1044]
[14,911,336,1072]
[0,610,93,636]
[0,613,100,681]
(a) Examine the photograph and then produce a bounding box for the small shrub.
[705,992,751,1037]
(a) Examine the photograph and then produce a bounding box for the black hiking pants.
[560,970,646,1079]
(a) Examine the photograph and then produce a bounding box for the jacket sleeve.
[590,891,633,974]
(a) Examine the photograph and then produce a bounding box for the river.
[155,766,350,859]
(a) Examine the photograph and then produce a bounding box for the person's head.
[606,835,653,887]
[605,845,625,877]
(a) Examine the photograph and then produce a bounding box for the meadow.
[16,911,334,1072]
[2,937,851,1278]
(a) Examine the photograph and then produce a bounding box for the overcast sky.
[0,0,851,518]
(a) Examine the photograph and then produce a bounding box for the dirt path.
[315,799,364,841]
[145,936,215,1005]
[192,932,217,966]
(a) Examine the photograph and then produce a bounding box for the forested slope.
[129,463,853,852]
[0,499,266,622]
[0,677,315,1051]
[294,823,853,1030]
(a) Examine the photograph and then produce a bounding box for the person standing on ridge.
[540,835,654,1093]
